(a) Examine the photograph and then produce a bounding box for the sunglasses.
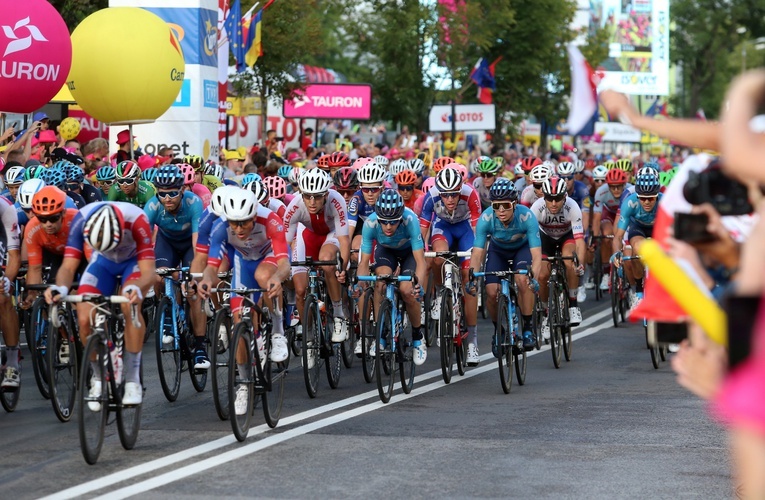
[338,190,356,197]
[291,182,299,188]
[230,219,253,228]
[480,173,496,178]
[100,180,114,186]
[117,178,136,186]
[609,184,625,190]
[37,214,62,224]
[157,190,182,199]
[532,183,543,190]
[302,193,326,202]
[638,195,658,202]
[440,191,460,199]
[593,179,605,183]
[379,218,401,226]
[398,185,414,191]
[492,201,515,211]
[361,186,382,194]
[544,195,566,203]
[560,175,574,181]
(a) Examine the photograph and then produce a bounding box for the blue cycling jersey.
[144,191,203,240]
[568,180,590,209]
[360,209,424,254]
[348,191,375,227]
[617,192,662,231]
[473,205,541,251]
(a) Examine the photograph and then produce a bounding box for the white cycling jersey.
[530,196,584,240]
[283,190,349,243]
[520,185,541,207]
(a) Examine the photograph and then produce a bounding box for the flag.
[566,44,598,136]
[470,57,500,105]
[243,9,262,67]
[696,108,707,120]
[658,101,668,117]
[224,0,245,71]
[645,98,659,117]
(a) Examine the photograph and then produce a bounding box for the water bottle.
[108,340,123,385]
[318,300,326,314]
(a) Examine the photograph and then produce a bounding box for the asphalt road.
[0,295,731,499]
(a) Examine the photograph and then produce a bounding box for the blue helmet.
[96,166,116,182]
[277,165,292,180]
[635,172,661,196]
[142,168,158,183]
[51,160,73,172]
[642,161,660,173]
[241,172,261,185]
[489,178,518,201]
[64,164,85,184]
[153,165,184,190]
[42,168,67,190]
[375,189,405,220]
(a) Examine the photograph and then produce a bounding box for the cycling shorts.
[600,207,617,225]
[540,231,575,258]
[374,246,416,276]
[291,225,340,276]
[628,223,653,241]
[484,243,532,285]
[430,218,474,269]
[78,254,141,295]
[230,251,278,315]
[155,231,194,269]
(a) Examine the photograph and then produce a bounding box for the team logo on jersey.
[519,212,532,223]
[628,200,639,210]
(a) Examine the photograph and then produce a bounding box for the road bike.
[340,250,359,369]
[198,271,233,421]
[590,235,613,302]
[610,257,631,328]
[544,251,576,369]
[47,290,84,422]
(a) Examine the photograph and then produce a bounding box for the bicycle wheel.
[438,288,454,384]
[533,295,544,350]
[210,309,231,421]
[116,363,143,450]
[610,269,619,328]
[479,277,488,319]
[593,250,603,301]
[325,302,342,390]
[30,298,51,400]
[155,296,181,402]
[302,296,321,398]
[360,287,376,384]
[496,295,513,394]
[424,283,437,347]
[185,303,207,393]
[660,344,668,361]
[141,295,157,344]
[340,292,355,369]
[78,334,107,465]
[511,294,527,387]
[48,319,77,422]
[262,344,285,429]
[619,282,629,324]
[548,285,562,369]
[228,322,254,441]
[561,290,573,362]
[375,300,395,403]
[399,305,414,394]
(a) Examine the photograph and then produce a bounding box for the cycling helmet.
[95,166,116,182]
[635,172,661,196]
[605,168,629,185]
[373,155,389,168]
[389,159,409,177]
[476,158,501,175]
[32,186,66,216]
[489,178,518,201]
[153,165,185,190]
[115,160,141,180]
[395,170,417,186]
[592,165,608,181]
[4,165,25,185]
[51,160,73,171]
[209,185,239,218]
[454,163,469,182]
[422,177,436,191]
[64,164,85,184]
[288,167,303,186]
[205,163,225,180]
[333,167,358,190]
[327,152,351,168]
[470,155,491,174]
[520,156,543,173]
[574,160,585,173]
[585,159,596,170]
[556,161,576,177]
[435,167,462,192]
[615,158,633,172]
[374,189,405,220]
[529,164,553,184]
[183,154,204,171]
[432,157,452,173]
[43,168,67,190]
[17,179,45,209]
[513,163,524,176]
[542,176,567,197]
[223,188,258,221]
[408,158,425,174]
[179,163,195,185]
[492,156,506,169]
[357,162,387,184]
[277,165,292,179]
[241,173,261,185]
[641,161,660,174]
[244,180,269,205]
[316,155,330,170]
[298,168,332,194]
[141,168,157,183]
[603,160,616,170]
[263,176,287,199]
[84,204,124,253]
[24,164,45,182]
[352,157,374,170]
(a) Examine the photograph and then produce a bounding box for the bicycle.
[291,254,344,398]
[543,251,577,369]
[609,255,631,328]
[28,289,53,400]
[356,274,416,403]
[214,287,285,441]
[424,250,472,384]
[63,293,142,465]
[47,288,84,422]
[359,284,376,383]
[198,271,233,421]
[590,235,613,302]
[155,267,208,402]
[472,265,532,393]
[340,250,359,369]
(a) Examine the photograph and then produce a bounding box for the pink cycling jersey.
[190,183,212,209]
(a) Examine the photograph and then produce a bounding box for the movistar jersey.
[617,192,662,231]
[360,209,424,253]
[144,191,203,240]
[474,205,541,251]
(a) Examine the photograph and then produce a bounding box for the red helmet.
[327,152,351,168]
[585,159,596,170]
[520,156,543,173]
[605,169,629,185]
[432,157,452,173]
[333,167,358,190]
[317,155,329,169]
[395,170,417,186]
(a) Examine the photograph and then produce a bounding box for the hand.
[0,276,10,295]
[266,276,283,299]
[181,280,197,298]
[576,264,585,276]
[609,251,622,267]
[599,90,639,124]
[671,322,727,400]
[465,280,477,296]
[20,293,36,309]
[44,285,67,304]
[412,283,422,298]
[528,277,540,293]
[198,280,212,300]
[335,270,346,284]
[0,126,15,142]
[122,284,143,306]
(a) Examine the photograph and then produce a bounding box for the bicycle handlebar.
[356,274,417,285]
[156,267,190,277]
[424,250,472,259]
[60,294,141,328]
[210,287,268,294]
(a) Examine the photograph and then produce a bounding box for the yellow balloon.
[59,117,81,141]
[67,8,185,125]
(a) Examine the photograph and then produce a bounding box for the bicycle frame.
[356,274,413,354]
[157,267,192,351]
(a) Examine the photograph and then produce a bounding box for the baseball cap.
[33,112,49,122]
[25,159,42,167]
[287,152,301,162]
[116,130,134,145]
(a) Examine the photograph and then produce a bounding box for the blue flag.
[225,0,245,71]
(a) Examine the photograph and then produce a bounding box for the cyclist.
[395,169,422,211]
[95,165,116,197]
[180,163,211,208]
[44,165,87,209]
[263,175,293,206]
[348,161,387,259]
[419,166,482,365]
[591,168,633,291]
[325,151,351,178]
[408,157,427,190]
[356,189,428,364]
[2,165,24,203]
[284,168,350,343]
[514,156,543,193]
[611,170,662,308]
[469,179,542,350]
[185,154,223,193]
[64,162,103,205]
[389,159,409,189]
[520,162,553,207]
[246,180,286,219]
[0,194,21,388]
[108,160,157,208]
[531,177,586,335]
[333,167,358,206]
[472,157,502,210]
[44,203,156,406]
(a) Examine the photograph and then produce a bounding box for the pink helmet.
[352,157,374,170]
[422,177,436,191]
[179,163,195,186]
[452,164,468,182]
[262,176,286,199]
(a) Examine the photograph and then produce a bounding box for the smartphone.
[674,212,715,244]
[647,321,688,347]
[725,295,759,370]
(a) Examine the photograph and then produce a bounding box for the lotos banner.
[428,104,496,132]
[283,84,372,120]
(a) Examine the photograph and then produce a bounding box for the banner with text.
[283,84,372,120]
[428,104,496,132]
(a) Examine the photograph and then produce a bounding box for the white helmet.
[592,165,608,181]
[436,167,462,192]
[529,164,553,184]
[357,162,387,184]
[408,158,425,174]
[373,155,389,168]
[574,160,585,173]
[223,188,258,221]
[513,163,524,176]
[210,185,238,218]
[288,166,303,186]
[556,161,576,176]
[17,179,45,209]
[84,204,123,253]
[389,159,409,177]
[298,168,332,194]
[244,180,269,205]
[4,166,25,185]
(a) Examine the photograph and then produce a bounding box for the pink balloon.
[0,0,72,113]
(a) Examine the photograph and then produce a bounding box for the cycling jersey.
[520,185,541,207]
[360,209,424,254]
[77,184,103,205]
[592,183,634,214]
[195,207,224,255]
[189,183,211,208]
[24,208,78,266]
[402,189,423,211]
[107,180,157,208]
[1,189,12,204]
[347,191,376,228]
[66,190,87,209]
[567,180,590,209]
[207,204,289,268]
[144,191,203,240]
[474,205,541,251]
[201,174,222,193]
[0,196,20,261]
[514,176,527,193]
[284,190,349,243]
[268,197,286,219]
[14,197,77,228]
[617,192,662,232]
[472,178,492,209]
[419,184,482,228]
[530,197,584,240]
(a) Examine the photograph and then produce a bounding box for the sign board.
[428,104,496,132]
[594,122,642,142]
[226,97,262,116]
[283,84,372,120]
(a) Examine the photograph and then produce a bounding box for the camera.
[646,321,688,347]
[674,212,715,244]
[682,160,752,216]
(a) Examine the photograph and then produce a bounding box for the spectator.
[301,127,314,153]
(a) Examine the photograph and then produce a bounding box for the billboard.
[589,0,670,95]
[428,104,496,132]
[283,84,372,120]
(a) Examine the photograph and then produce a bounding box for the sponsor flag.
[566,44,599,136]
[243,9,262,67]
[470,57,501,105]
[224,0,245,71]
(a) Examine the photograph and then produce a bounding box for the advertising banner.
[428,104,496,132]
[594,122,642,143]
[283,84,372,120]
[68,107,109,144]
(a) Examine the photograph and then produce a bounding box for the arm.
[132,258,157,298]
[469,246,486,277]
[719,70,765,183]
[413,248,427,290]
[612,228,626,255]
[357,251,372,282]
[530,246,542,281]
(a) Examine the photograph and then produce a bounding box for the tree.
[48,0,107,31]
